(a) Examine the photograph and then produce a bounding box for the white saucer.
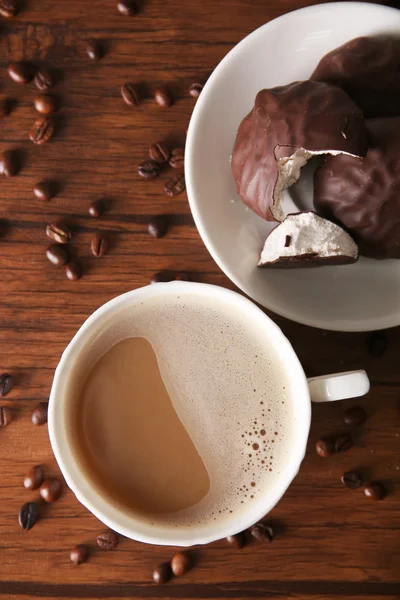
[185,2,400,332]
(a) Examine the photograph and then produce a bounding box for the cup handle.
[308,370,370,403]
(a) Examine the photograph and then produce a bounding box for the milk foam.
[79,291,296,528]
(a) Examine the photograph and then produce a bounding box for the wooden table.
[0,1,399,599]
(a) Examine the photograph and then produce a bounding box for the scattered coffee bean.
[0,373,13,397]
[88,199,105,218]
[164,172,185,196]
[121,82,140,106]
[34,94,57,115]
[0,150,19,177]
[40,477,62,503]
[226,532,245,549]
[8,62,31,84]
[29,116,55,145]
[46,244,69,267]
[169,147,185,169]
[138,159,161,179]
[153,563,172,585]
[66,262,82,281]
[334,434,352,453]
[70,544,89,565]
[154,86,173,108]
[341,470,363,489]
[344,406,367,427]
[364,481,385,501]
[150,271,174,284]
[149,141,170,164]
[34,68,53,91]
[31,402,48,426]
[0,406,12,427]
[46,222,71,244]
[97,530,119,550]
[315,438,333,458]
[19,502,38,530]
[171,551,191,576]
[86,39,103,61]
[0,96,10,118]
[91,232,109,257]
[367,330,388,358]
[0,0,18,18]
[34,181,54,202]
[189,82,203,98]
[250,523,274,542]
[175,271,190,281]
[148,215,168,238]
[117,0,137,15]
[24,465,44,490]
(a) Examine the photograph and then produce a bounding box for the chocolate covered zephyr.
[231,81,367,221]
[314,117,400,259]
[258,212,358,268]
[310,36,400,119]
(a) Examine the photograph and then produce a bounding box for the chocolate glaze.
[314,117,400,259]
[310,36,400,118]
[231,81,367,221]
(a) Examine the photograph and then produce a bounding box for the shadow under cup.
[49,282,311,546]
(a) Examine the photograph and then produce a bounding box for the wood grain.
[0,1,399,599]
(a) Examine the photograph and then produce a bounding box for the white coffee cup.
[49,282,370,547]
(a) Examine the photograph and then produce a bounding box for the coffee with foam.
[67,289,296,530]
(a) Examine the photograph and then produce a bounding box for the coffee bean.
[315,438,333,457]
[171,551,191,576]
[66,262,82,281]
[0,373,13,397]
[0,96,10,118]
[153,563,172,585]
[150,271,174,284]
[70,544,89,565]
[46,244,68,267]
[34,181,54,202]
[0,0,18,18]
[121,82,140,106]
[250,523,274,542]
[19,502,38,530]
[341,470,363,489]
[31,402,48,426]
[8,62,31,84]
[175,271,190,281]
[96,530,118,550]
[149,141,170,164]
[24,465,44,490]
[164,172,185,196]
[88,199,105,218]
[367,331,388,358]
[117,0,137,15]
[334,434,352,453]
[34,94,57,115]
[169,147,185,169]
[0,150,19,177]
[189,82,203,98]
[364,481,385,501]
[91,232,109,257]
[34,69,53,91]
[154,86,173,108]
[40,477,62,502]
[148,216,168,238]
[86,39,103,61]
[46,222,71,244]
[226,532,245,549]
[0,406,12,427]
[344,406,367,427]
[29,116,55,145]
[138,160,161,179]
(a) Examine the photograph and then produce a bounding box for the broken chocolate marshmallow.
[314,117,400,259]
[258,212,358,268]
[231,81,367,222]
[310,36,400,119]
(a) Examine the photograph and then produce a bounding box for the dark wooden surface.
[0,1,399,599]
